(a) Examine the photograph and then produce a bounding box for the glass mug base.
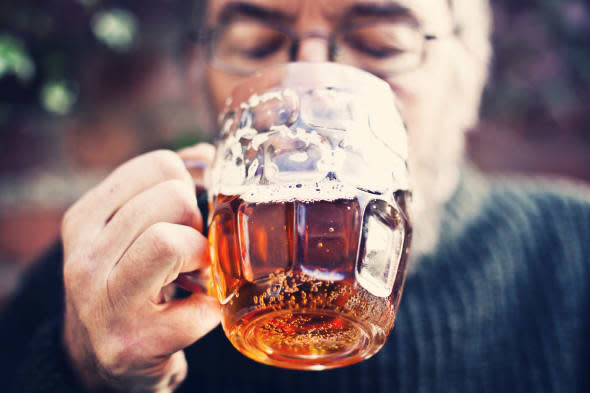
[221,274,390,370]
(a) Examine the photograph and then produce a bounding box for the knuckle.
[60,184,101,247]
[76,300,101,328]
[63,247,104,289]
[68,284,106,329]
[95,333,151,376]
[62,256,76,281]
[163,180,199,226]
[60,203,80,240]
[144,223,177,259]
[63,256,94,296]
[63,251,85,281]
[95,341,127,374]
[149,149,190,183]
[61,207,73,234]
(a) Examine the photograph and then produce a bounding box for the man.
[1,1,589,392]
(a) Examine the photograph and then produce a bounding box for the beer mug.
[207,63,411,370]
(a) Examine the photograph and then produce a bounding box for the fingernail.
[183,160,210,170]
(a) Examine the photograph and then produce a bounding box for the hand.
[61,144,220,392]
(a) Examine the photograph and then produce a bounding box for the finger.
[178,143,215,190]
[155,351,188,392]
[108,222,210,305]
[177,143,215,163]
[165,351,188,392]
[110,351,187,392]
[98,179,202,267]
[63,150,192,243]
[174,269,210,294]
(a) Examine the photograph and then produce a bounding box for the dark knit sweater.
[1,169,589,393]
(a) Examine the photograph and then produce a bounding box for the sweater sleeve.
[0,243,88,392]
[11,317,85,393]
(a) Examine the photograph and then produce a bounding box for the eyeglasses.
[198,19,437,78]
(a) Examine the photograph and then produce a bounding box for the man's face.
[205,0,455,111]
[202,0,485,255]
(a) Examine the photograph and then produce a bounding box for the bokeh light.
[40,81,77,115]
[0,35,35,82]
[91,9,138,51]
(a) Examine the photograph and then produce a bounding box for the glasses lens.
[334,22,424,77]
[212,21,291,75]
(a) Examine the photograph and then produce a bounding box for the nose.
[295,33,331,62]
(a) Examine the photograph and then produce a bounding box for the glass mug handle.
[173,159,214,295]
[183,158,210,194]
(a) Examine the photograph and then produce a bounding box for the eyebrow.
[342,3,419,24]
[217,2,296,25]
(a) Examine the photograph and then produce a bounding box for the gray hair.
[449,0,493,72]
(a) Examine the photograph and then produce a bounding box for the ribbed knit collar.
[411,164,491,275]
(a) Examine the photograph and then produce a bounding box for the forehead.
[206,0,452,31]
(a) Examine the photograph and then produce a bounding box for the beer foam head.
[209,70,409,202]
[227,180,360,204]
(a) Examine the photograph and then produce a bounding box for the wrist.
[62,308,111,392]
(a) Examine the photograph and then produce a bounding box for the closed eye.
[344,34,404,59]
[240,35,288,59]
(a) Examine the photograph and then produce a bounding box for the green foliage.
[0,35,35,82]
[168,128,210,150]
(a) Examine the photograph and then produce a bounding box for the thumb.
[157,293,221,353]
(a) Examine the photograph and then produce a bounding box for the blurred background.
[0,0,589,306]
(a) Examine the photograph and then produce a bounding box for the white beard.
[403,103,468,273]
[406,153,462,270]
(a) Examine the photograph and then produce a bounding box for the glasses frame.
[197,20,438,78]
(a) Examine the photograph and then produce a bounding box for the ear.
[447,0,493,132]
[450,40,491,133]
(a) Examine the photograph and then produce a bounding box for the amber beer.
[209,188,411,370]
